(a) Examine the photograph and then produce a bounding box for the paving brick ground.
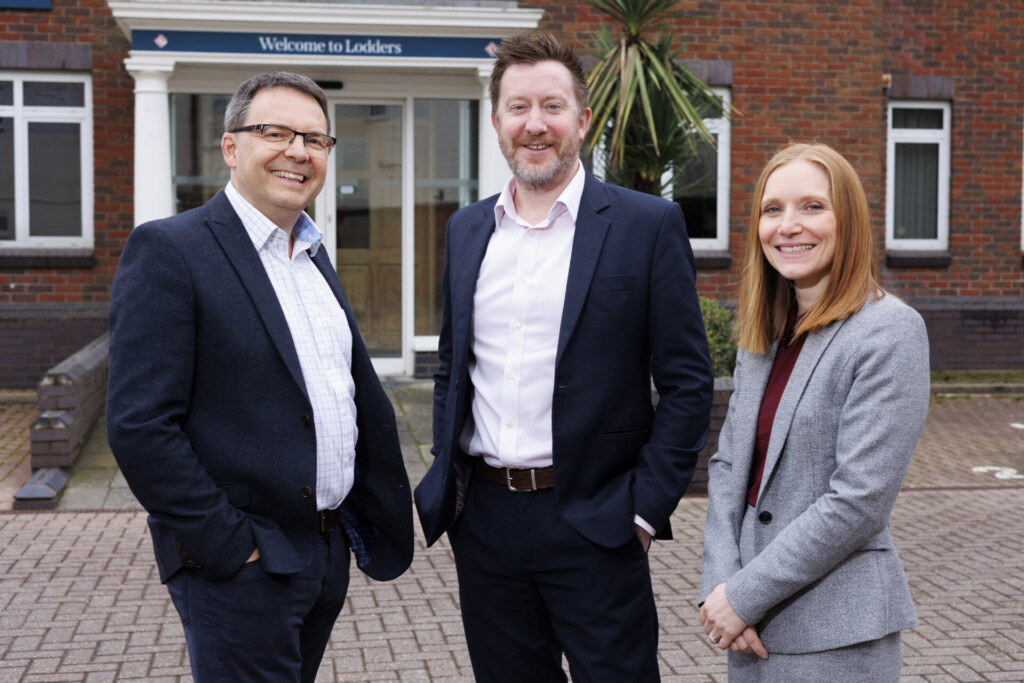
[1,384,1022,681]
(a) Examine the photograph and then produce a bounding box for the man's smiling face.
[492,60,591,193]
[222,86,329,231]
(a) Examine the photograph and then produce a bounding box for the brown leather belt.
[478,462,555,492]
[318,507,341,534]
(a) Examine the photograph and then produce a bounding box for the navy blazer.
[415,171,714,548]
[107,190,413,584]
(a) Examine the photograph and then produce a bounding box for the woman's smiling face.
[758,158,837,313]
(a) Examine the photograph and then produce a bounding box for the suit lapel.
[451,201,497,355]
[757,318,848,502]
[204,192,308,400]
[733,349,776,474]
[556,174,611,365]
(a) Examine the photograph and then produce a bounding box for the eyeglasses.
[231,124,336,154]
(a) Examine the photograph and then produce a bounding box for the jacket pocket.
[596,425,650,439]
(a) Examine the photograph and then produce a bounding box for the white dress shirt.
[458,164,585,469]
[226,182,357,512]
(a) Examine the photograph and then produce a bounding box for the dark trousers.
[165,526,350,683]
[448,472,661,683]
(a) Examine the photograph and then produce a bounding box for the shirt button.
[300,486,314,498]
[508,370,517,379]
[513,322,523,331]
[518,274,527,283]
[505,419,514,428]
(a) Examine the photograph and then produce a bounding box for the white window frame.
[661,88,730,252]
[886,100,950,251]
[0,71,93,249]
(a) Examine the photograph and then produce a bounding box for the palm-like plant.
[586,0,731,195]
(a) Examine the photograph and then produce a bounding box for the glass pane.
[0,117,12,240]
[335,103,403,356]
[24,81,84,107]
[171,94,232,213]
[414,99,479,336]
[893,108,943,130]
[29,121,81,237]
[673,135,718,240]
[894,142,939,240]
[0,81,12,106]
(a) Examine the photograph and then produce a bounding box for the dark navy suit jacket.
[107,190,413,584]
[415,171,714,548]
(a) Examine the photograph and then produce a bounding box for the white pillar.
[477,66,508,199]
[125,60,175,227]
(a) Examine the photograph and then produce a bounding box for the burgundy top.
[747,313,807,507]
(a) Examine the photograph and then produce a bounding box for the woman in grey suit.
[699,142,930,681]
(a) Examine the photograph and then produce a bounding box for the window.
[886,101,951,251]
[663,89,731,252]
[0,73,93,248]
[590,88,731,253]
[171,93,232,213]
[413,98,478,340]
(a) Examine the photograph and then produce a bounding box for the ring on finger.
[709,634,721,644]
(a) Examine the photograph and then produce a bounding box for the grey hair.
[223,72,330,133]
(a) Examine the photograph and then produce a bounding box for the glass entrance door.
[333,103,403,356]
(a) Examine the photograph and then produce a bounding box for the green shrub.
[700,296,737,377]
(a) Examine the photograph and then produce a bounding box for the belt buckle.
[505,467,537,492]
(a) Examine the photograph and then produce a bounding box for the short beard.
[501,135,580,192]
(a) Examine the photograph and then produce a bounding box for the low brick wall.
[0,304,109,389]
[686,377,733,497]
[29,333,109,469]
[912,297,1024,370]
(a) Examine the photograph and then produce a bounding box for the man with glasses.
[107,72,413,682]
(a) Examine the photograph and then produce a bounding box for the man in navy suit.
[414,33,714,681]
[107,72,413,682]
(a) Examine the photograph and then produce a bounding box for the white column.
[477,66,508,199]
[125,59,175,227]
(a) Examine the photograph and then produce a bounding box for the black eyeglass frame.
[230,123,337,153]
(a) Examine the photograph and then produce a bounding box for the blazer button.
[300,486,313,498]
[175,542,183,551]
[179,551,189,560]
[758,511,772,524]
[301,414,311,426]
[185,560,196,568]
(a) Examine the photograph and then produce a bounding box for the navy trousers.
[448,472,661,683]
[165,526,350,682]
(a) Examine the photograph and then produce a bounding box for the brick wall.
[0,0,133,304]
[521,0,1023,368]
[883,0,1023,300]
[1,1,1021,382]
[0,304,107,389]
[543,0,1023,299]
[0,0,130,387]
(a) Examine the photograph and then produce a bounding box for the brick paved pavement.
[0,384,1022,681]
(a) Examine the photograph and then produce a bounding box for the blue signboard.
[0,1,52,8]
[132,30,500,59]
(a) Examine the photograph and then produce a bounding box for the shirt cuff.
[633,514,655,536]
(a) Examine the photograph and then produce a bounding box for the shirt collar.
[494,160,587,228]
[224,181,323,257]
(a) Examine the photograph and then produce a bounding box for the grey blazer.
[700,294,930,654]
